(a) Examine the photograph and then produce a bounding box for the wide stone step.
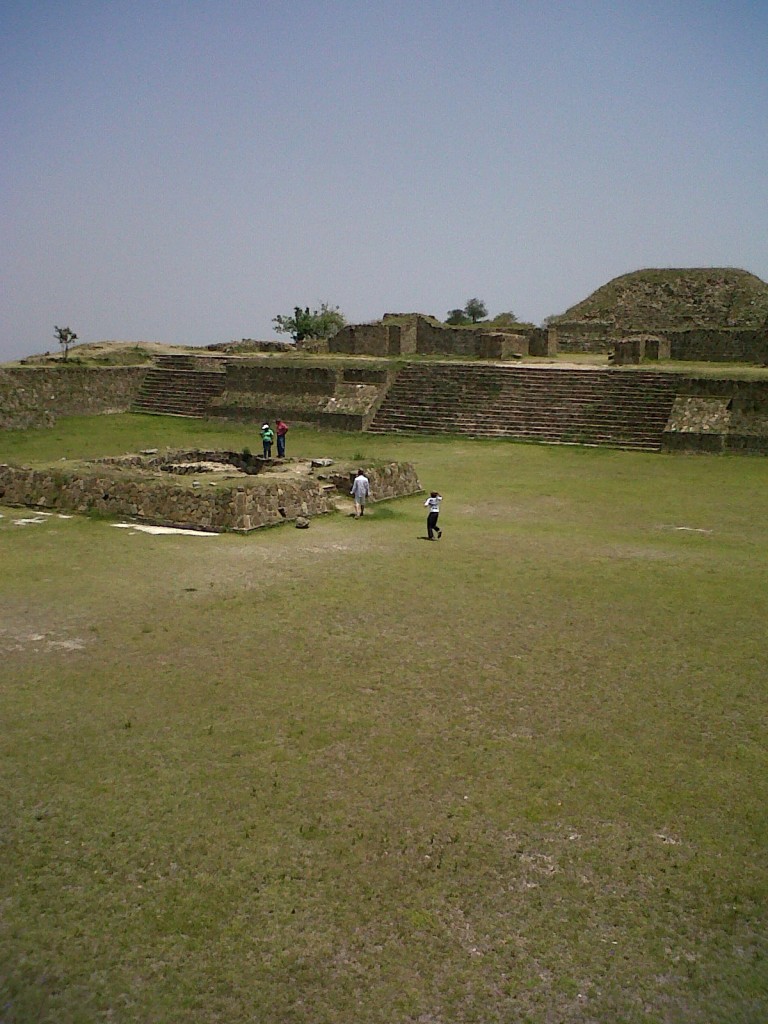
[132,403,211,415]
[367,427,662,450]
[379,399,672,412]
[381,384,675,397]
[368,363,677,449]
[372,418,637,430]
[376,405,671,417]
[131,364,227,417]
[374,431,665,443]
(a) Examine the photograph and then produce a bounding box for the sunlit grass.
[1,414,766,1023]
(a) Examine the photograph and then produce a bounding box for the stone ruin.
[327,313,552,359]
[0,449,422,533]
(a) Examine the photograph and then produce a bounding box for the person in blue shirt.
[260,423,274,458]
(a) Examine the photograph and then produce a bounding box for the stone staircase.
[367,364,679,450]
[131,356,226,417]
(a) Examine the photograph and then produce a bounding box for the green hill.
[550,267,768,332]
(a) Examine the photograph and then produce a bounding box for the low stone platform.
[0,450,422,533]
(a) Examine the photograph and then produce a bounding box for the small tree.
[489,311,519,329]
[54,325,78,361]
[464,298,488,323]
[446,299,489,325]
[273,303,346,342]
[445,308,470,326]
[313,303,346,340]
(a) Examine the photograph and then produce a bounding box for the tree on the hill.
[446,299,488,325]
[54,325,78,361]
[489,311,518,329]
[273,303,346,342]
[464,297,488,323]
[445,308,471,326]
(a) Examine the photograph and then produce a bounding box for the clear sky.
[2,0,767,361]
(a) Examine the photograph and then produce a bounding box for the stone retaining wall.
[474,333,528,359]
[330,324,403,356]
[0,463,329,531]
[222,364,339,394]
[0,455,422,532]
[0,366,146,429]
[315,461,422,502]
[209,363,391,429]
[331,316,541,359]
[669,328,768,363]
[612,337,671,364]
[662,379,768,454]
[552,323,768,362]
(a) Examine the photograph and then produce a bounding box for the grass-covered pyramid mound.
[550,267,768,332]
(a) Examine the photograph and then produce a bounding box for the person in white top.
[350,469,371,518]
[424,491,442,540]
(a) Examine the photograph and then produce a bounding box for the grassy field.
[1,415,766,1023]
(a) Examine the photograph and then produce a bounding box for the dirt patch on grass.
[0,604,89,655]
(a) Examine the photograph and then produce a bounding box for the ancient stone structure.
[662,379,768,453]
[548,267,768,358]
[611,336,671,364]
[0,451,422,532]
[0,366,146,430]
[368,364,678,450]
[366,362,768,454]
[132,357,393,430]
[3,349,768,454]
[328,322,404,356]
[329,314,553,359]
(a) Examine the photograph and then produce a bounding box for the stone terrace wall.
[341,367,390,385]
[317,461,422,501]
[222,364,339,394]
[209,363,391,430]
[413,320,478,356]
[553,323,768,362]
[332,315,543,360]
[662,378,768,454]
[402,317,538,359]
[0,366,146,430]
[329,324,402,356]
[0,463,329,532]
[528,328,555,356]
[669,328,768,363]
[549,324,614,353]
[474,333,528,359]
[0,458,422,532]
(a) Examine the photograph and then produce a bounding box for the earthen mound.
[550,268,768,332]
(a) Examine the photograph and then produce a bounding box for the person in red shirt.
[275,419,288,458]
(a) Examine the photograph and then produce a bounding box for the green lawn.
[1,415,766,1023]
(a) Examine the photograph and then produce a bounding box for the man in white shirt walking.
[350,469,371,518]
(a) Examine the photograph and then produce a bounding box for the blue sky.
[2,0,767,360]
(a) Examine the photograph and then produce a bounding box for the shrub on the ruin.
[273,303,346,342]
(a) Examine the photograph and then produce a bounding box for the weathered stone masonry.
[551,324,768,362]
[0,453,422,532]
[0,366,146,430]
